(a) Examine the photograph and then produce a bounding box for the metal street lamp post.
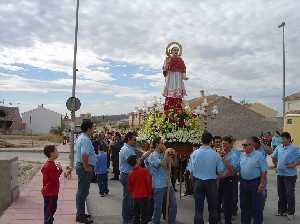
[194,97,219,130]
[69,0,80,168]
[278,21,286,116]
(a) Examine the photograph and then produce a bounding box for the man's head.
[81,119,93,135]
[127,155,138,167]
[213,136,222,149]
[124,132,136,146]
[171,47,179,56]
[222,136,233,153]
[243,138,255,154]
[44,145,59,160]
[281,132,291,146]
[201,131,213,145]
[151,137,166,153]
[249,136,261,149]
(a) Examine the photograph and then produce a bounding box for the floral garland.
[137,104,204,144]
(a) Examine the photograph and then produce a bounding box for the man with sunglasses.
[271,132,300,223]
[119,132,138,224]
[239,139,267,224]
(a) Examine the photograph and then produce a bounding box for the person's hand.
[257,183,265,193]
[286,162,296,168]
[56,162,62,170]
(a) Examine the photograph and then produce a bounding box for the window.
[287,119,293,125]
[0,110,6,118]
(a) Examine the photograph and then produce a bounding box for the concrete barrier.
[0,156,19,213]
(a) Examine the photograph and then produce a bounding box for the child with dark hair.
[41,145,63,224]
[128,155,152,224]
[95,147,109,197]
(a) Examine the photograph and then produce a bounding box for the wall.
[285,99,300,113]
[22,107,62,134]
[0,156,19,214]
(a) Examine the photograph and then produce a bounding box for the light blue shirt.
[119,143,136,174]
[147,151,168,188]
[271,136,282,149]
[190,145,225,180]
[95,152,108,174]
[239,150,267,180]
[256,145,267,158]
[224,149,239,176]
[75,133,97,166]
[232,147,241,159]
[271,143,300,176]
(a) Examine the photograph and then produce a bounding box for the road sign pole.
[70,0,80,168]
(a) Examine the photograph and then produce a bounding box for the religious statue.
[162,42,188,113]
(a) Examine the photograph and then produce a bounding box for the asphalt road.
[87,169,300,224]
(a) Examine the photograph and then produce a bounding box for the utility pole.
[278,22,286,116]
[70,0,80,168]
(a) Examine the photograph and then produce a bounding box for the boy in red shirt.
[128,155,152,224]
[41,145,63,224]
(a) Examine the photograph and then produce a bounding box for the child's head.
[43,145,59,160]
[127,155,138,167]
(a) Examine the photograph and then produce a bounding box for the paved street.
[87,169,300,224]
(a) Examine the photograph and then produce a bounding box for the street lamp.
[278,21,286,116]
[69,0,80,168]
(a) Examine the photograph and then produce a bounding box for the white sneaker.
[287,214,295,224]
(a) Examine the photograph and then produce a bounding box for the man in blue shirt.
[218,136,239,224]
[239,139,268,224]
[271,131,282,150]
[75,120,96,224]
[147,137,177,224]
[190,132,225,224]
[119,132,137,224]
[271,132,300,222]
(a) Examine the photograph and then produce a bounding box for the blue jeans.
[43,196,58,224]
[97,173,109,195]
[193,178,218,224]
[120,172,134,224]
[153,187,177,224]
[76,163,92,217]
[240,178,263,224]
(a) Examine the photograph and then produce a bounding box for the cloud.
[1,0,300,114]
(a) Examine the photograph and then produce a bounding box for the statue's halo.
[166,42,182,56]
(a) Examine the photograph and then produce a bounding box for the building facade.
[0,106,24,133]
[285,91,300,114]
[22,105,62,134]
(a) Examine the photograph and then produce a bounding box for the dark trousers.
[76,163,92,217]
[185,171,193,195]
[277,175,297,215]
[133,198,149,224]
[97,173,109,195]
[112,157,120,179]
[240,178,263,224]
[193,178,218,224]
[232,174,239,213]
[218,177,234,224]
[120,172,134,223]
[44,195,58,224]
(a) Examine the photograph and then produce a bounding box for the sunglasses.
[242,143,251,147]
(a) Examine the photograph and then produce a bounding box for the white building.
[285,91,300,113]
[22,105,62,134]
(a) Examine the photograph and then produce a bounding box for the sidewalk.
[0,144,71,153]
[0,171,77,224]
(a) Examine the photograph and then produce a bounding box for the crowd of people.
[40,119,300,224]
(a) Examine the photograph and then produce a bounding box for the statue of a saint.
[162,42,188,112]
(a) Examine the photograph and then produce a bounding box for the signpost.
[68,0,80,168]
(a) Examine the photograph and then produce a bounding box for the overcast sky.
[0,0,299,115]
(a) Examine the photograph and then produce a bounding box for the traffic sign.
[66,97,81,111]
